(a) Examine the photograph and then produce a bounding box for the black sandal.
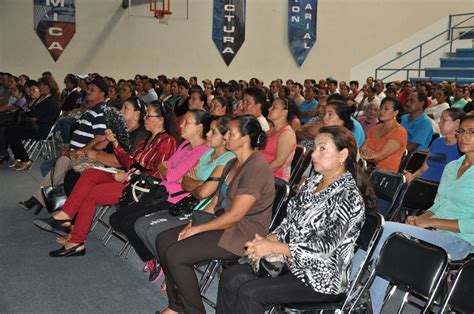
[34,217,72,236]
[49,242,86,257]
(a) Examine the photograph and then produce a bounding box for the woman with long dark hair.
[156,115,276,314]
[34,100,180,257]
[216,125,376,313]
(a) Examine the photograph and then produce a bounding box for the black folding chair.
[440,260,474,313]
[354,233,449,313]
[399,150,429,173]
[369,169,405,217]
[289,149,313,190]
[387,178,439,222]
[199,178,291,308]
[280,213,384,313]
[290,145,306,179]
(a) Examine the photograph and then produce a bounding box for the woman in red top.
[261,98,297,181]
[34,99,180,257]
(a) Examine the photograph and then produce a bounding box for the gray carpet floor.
[0,161,217,313]
[0,159,420,313]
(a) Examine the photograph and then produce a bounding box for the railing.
[375,13,474,82]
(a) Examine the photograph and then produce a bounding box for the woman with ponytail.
[216,125,376,314]
[156,114,276,314]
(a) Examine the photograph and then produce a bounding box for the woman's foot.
[16,160,33,171]
[149,259,163,283]
[19,197,43,211]
[8,159,21,168]
[49,242,86,257]
[34,213,72,236]
[160,281,167,294]
[159,308,180,314]
[56,233,71,245]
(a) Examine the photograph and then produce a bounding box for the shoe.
[49,242,86,257]
[149,259,163,283]
[19,197,43,211]
[34,216,72,236]
[143,260,153,272]
[16,160,33,171]
[8,159,21,168]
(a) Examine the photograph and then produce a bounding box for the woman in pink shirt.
[261,98,297,181]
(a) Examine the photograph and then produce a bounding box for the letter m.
[46,0,65,7]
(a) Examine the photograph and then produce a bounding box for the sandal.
[34,216,72,236]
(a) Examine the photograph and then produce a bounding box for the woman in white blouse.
[426,88,451,124]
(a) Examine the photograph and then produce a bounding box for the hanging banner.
[34,0,76,62]
[288,0,318,66]
[212,0,246,66]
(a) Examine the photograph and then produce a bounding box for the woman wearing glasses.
[34,100,180,257]
[354,115,474,314]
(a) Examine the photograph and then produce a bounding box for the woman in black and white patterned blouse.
[216,125,377,314]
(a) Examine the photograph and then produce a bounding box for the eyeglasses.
[144,114,161,119]
[455,128,474,138]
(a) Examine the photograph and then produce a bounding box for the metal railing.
[375,13,474,82]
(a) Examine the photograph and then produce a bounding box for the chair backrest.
[269,178,290,232]
[440,260,474,313]
[374,233,448,312]
[289,149,313,188]
[290,145,305,178]
[401,150,429,173]
[369,169,405,215]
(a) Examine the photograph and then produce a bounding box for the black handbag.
[243,254,290,278]
[41,165,67,213]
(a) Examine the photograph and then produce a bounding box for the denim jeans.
[351,222,472,313]
[54,116,76,143]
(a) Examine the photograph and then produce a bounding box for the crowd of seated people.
[1,69,474,313]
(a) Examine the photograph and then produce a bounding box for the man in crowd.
[400,91,433,152]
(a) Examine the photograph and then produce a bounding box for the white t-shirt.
[425,102,449,124]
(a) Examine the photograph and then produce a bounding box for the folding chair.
[27,112,62,166]
[289,149,313,190]
[280,213,384,313]
[353,233,449,313]
[290,145,305,180]
[399,150,429,173]
[387,178,439,222]
[369,169,405,216]
[199,178,291,308]
[440,260,474,313]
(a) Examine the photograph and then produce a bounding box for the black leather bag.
[41,165,67,213]
[244,254,290,278]
[118,173,165,208]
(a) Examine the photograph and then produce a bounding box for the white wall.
[1,0,473,86]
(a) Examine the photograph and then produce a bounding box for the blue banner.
[34,0,76,61]
[212,0,246,66]
[288,0,317,66]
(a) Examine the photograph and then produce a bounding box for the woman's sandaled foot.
[34,214,72,236]
[49,242,86,257]
[56,233,71,245]
[15,160,33,171]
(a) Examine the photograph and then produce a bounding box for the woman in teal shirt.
[134,116,235,282]
[354,115,474,314]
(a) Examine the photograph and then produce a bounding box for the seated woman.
[404,108,465,183]
[261,98,297,182]
[216,125,376,313]
[7,75,61,170]
[425,88,451,124]
[155,115,275,314]
[107,109,210,263]
[33,100,180,257]
[360,97,407,172]
[134,116,235,282]
[323,98,365,148]
[357,101,379,136]
[210,96,232,117]
[188,89,207,111]
[296,96,326,151]
[353,115,474,314]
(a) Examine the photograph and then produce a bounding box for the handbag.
[41,164,67,213]
[244,254,290,278]
[167,177,222,217]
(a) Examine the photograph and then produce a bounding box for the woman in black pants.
[155,115,276,314]
[7,75,60,170]
[216,126,377,313]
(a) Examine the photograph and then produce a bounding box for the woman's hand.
[113,171,127,183]
[405,215,417,226]
[245,234,275,261]
[105,129,118,147]
[178,223,201,241]
[413,216,433,229]
[403,170,415,183]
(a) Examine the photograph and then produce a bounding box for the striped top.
[70,102,107,150]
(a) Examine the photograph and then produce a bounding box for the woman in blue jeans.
[353,115,474,313]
